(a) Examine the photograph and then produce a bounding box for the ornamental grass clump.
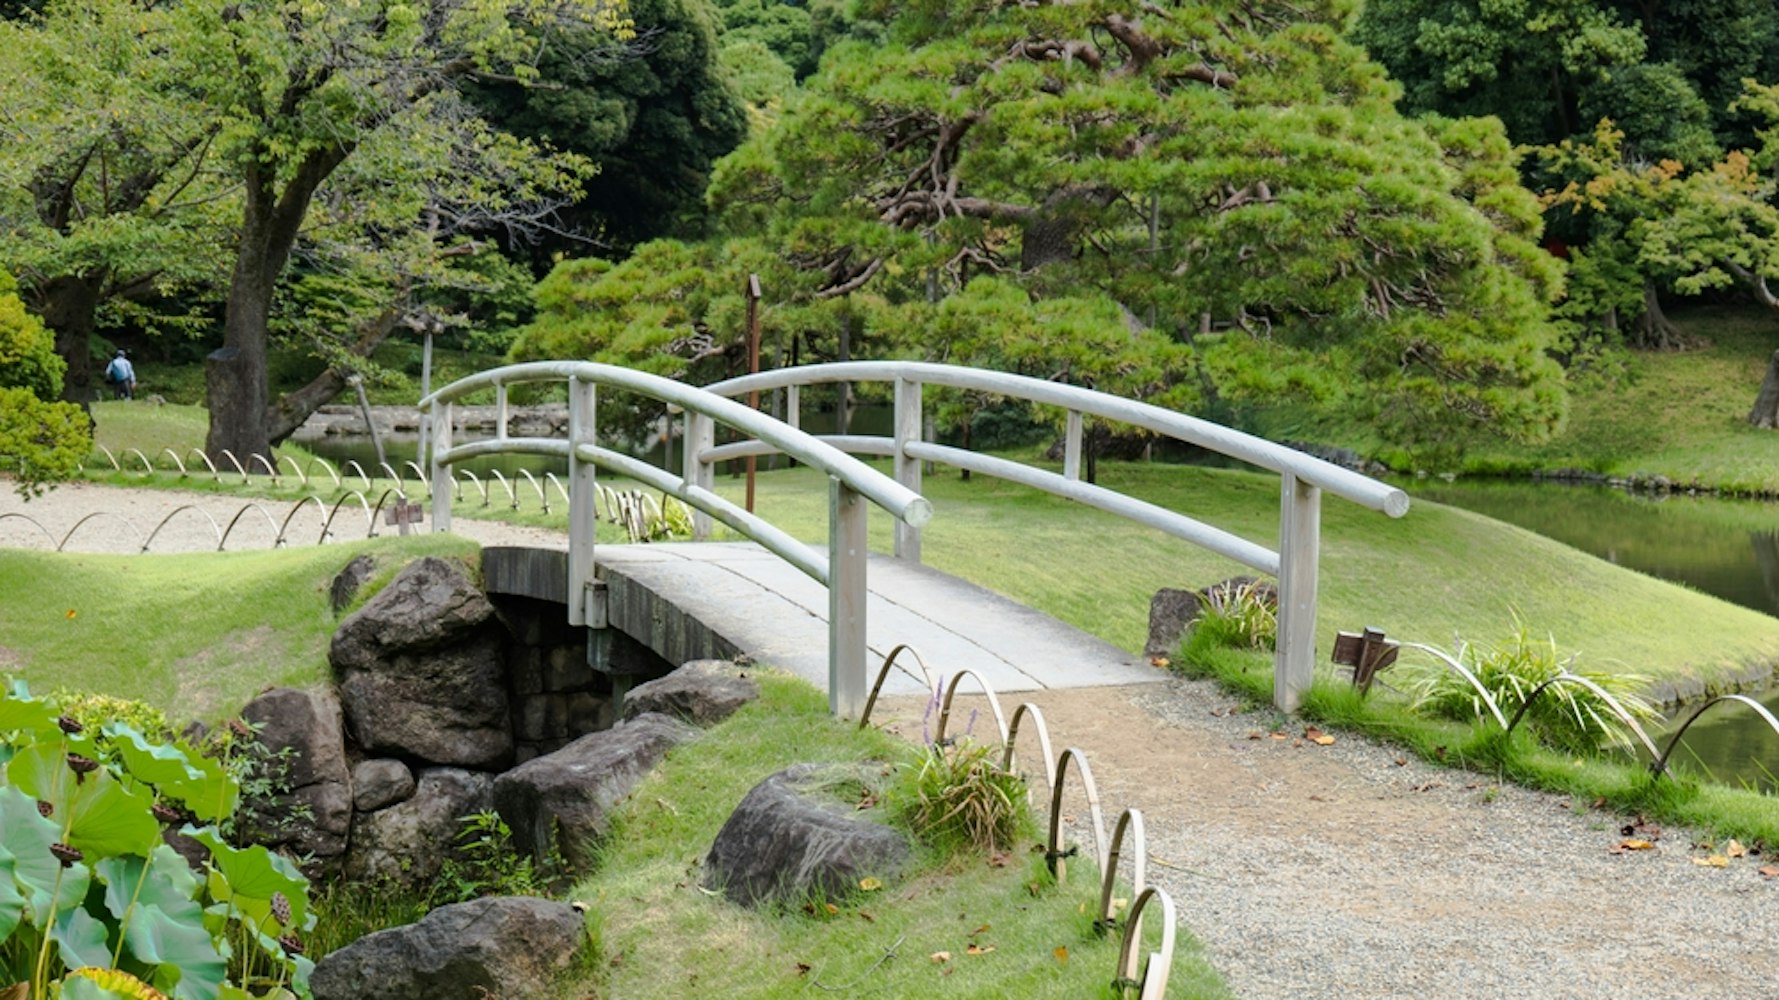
[1404,620,1660,755]
[896,738,1030,859]
[1189,581,1278,652]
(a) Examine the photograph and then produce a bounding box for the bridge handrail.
[420,360,933,529]
[701,360,1407,517]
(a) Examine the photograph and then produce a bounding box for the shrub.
[895,738,1029,858]
[1188,581,1278,652]
[1402,621,1659,754]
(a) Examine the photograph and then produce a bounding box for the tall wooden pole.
[745,273,762,513]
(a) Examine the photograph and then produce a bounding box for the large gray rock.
[351,758,415,812]
[331,557,514,769]
[704,764,910,908]
[622,659,759,726]
[309,896,587,1000]
[236,688,352,863]
[329,554,378,614]
[493,712,700,869]
[344,768,492,887]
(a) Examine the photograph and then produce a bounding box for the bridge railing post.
[567,378,598,626]
[1063,410,1083,482]
[893,378,922,563]
[684,410,714,539]
[830,477,868,718]
[430,401,453,534]
[1274,472,1322,712]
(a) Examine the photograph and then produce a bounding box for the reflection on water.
[1413,480,1779,789]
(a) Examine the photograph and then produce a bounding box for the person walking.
[105,349,136,400]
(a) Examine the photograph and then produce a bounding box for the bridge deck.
[591,542,1164,698]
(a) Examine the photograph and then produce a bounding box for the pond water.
[1411,479,1779,788]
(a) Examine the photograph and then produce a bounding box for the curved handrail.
[1003,702,1058,802]
[933,669,1011,747]
[858,645,937,729]
[1653,694,1779,779]
[1046,747,1108,883]
[186,448,220,482]
[58,511,145,552]
[159,448,188,476]
[325,491,375,540]
[141,505,223,553]
[1501,673,1663,763]
[1113,886,1178,1000]
[422,361,932,529]
[278,496,330,546]
[0,512,58,549]
[1100,808,1148,943]
[218,503,279,551]
[703,360,1403,518]
[1399,641,1510,730]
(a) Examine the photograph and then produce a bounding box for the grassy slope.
[0,534,478,721]
[578,674,1228,999]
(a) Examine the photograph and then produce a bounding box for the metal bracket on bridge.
[583,578,608,630]
[1331,626,1399,695]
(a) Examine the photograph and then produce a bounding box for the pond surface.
[1411,479,1779,788]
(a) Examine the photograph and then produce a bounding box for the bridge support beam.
[894,378,922,563]
[567,378,597,626]
[830,477,868,718]
[1274,472,1322,712]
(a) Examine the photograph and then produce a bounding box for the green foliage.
[1402,619,1660,754]
[894,738,1029,858]
[0,280,89,496]
[438,811,553,903]
[1186,582,1279,653]
[0,290,63,402]
[0,681,312,998]
[696,0,1568,455]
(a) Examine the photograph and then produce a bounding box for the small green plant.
[0,680,314,998]
[1403,620,1660,754]
[1188,581,1278,652]
[438,810,552,902]
[895,738,1030,858]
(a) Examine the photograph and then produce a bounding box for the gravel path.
[8,483,1778,998]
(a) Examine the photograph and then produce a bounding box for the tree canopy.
[681,0,1565,451]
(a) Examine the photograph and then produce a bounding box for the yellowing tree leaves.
[1693,855,1729,868]
[929,951,951,964]
[1054,946,1069,964]
[858,877,882,891]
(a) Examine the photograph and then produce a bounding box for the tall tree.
[155,0,632,463]
[698,0,1566,452]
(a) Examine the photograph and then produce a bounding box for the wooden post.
[746,273,762,512]
[567,378,598,627]
[1274,472,1322,712]
[830,477,868,718]
[893,378,922,563]
[429,401,453,534]
[684,410,714,539]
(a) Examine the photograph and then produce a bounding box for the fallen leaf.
[859,910,875,923]
[1026,881,1042,897]
[65,609,77,619]
[1412,782,1441,793]
[1246,731,1263,741]
[1728,839,1748,858]
[966,944,996,956]
[1694,855,1730,868]
[1310,733,1336,747]
[987,851,1010,868]
[1149,656,1170,668]
[968,923,991,937]
[1269,731,1288,741]
[930,951,951,964]
[824,903,839,915]
[1611,839,1655,853]
[1759,865,1779,878]
[858,877,882,892]
[1394,757,1408,767]
[1053,946,1069,965]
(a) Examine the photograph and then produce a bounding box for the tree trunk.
[263,307,404,446]
[36,274,105,415]
[1631,281,1686,351]
[1748,350,1779,428]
